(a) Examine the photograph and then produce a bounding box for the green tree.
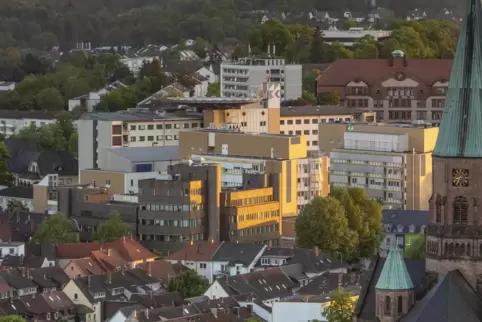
[36,87,64,111]
[0,315,26,322]
[6,199,28,212]
[245,317,263,322]
[295,197,358,261]
[405,236,425,259]
[353,35,379,58]
[55,111,75,142]
[302,90,317,104]
[328,41,353,61]
[302,69,320,95]
[167,270,209,298]
[310,27,325,63]
[0,142,14,187]
[342,19,356,30]
[93,211,132,243]
[32,212,78,243]
[12,123,68,151]
[322,288,355,322]
[317,91,340,105]
[207,81,220,97]
[68,131,78,156]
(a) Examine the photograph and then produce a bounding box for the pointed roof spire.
[433,0,482,157]
[376,247,413,290]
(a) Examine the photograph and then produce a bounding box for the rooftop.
[0,110,56,120]
[107,146,179,163]
[0,186,34,199]
[321,29,392,39]
[167,97,260,105]
[80,109,202,122]
[280,105,366,117]
[376,248,414,290]
[190,127,300,138]
[383,210,429,229]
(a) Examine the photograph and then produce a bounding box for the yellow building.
[320,123,438,210]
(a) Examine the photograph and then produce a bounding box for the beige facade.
[63,280,101,322]
[321,123,437,210]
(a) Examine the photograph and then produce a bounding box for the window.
[148,136,154,141]
[165,124,172,129]
[192,123,198,128]
[280,120,285,125]
[130,125,136,130]
[174,124,181,129]
[436,195,442,223]
[74,293,78,300]
[384,296,391,315]
[199,263,207,269]
[304,130,309,135]
[139,136,145,142]
[184,123,190,128]
[312,119,318,124]
[106,180,111,186]
[156,135,163,140]
[147,124,154,130]
[287,120,293,125]
[312,141,318,146]
[312,130,318,135]
[156,124,163,129]
[261,258,269,265]
[9,248,14,254]
[303,119,309,124]
[453,196,468,224]
[295,120,301,124]
[397,296,403,313]
[139,125,146,130]
[130,136,136,142]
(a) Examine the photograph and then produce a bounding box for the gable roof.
[8,149,78,177]
[402,270,482,322]
[376,247,414,290]
[56,242,102,259]
[166,241,222,262]
[104,237,156,262]
[70,257,105,275]
[211,243,265,266]
[317,58,452,87]
[0,186,33,199]
[383,210,429,231]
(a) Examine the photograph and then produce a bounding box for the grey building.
[102,145,179,173]
[78,109,202,171]
[220,57,302,100]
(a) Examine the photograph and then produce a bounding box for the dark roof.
[0,110,56,120]
[0,268,38,290]
[354,257,427,320]
[3,139,39,160]
[383,210,429,234]
[215,267,296,301]
[317,59,452,87]
[29,266,70,289]
[402,270,482,322]
[280,106,366,117]
[0,211,49,242]
[211,243,265,266]
[166,241,222,262]
[8,149,78,177]
[1,255,46,268]
[26,243,56,261]
[132,292,185,309]
[56,242,101,259]
[298,272,363,297]
[0,186,33,199]
[260,247,348,273]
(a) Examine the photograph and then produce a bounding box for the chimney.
[107,248,112,256]
[147,261,152,276]
[211,308,218,318]
[107,272,112,284]
[87,275,91,286]
[314,246,319,257]
[123,236,126,243]
[267,239,273,249]
[26,267,30,278]
[197,243,201,254]
[149,291,153,299]
[145,308,149,319]
[210,238,214,245]
[30,219,35,233]
[133,310,137,318]
[338,273,343,285]
[247,304,253,315]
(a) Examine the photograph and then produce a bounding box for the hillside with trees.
[0,0,463,50]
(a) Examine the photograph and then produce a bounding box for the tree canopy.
[295,187,383,262]
[0,142,14,187]
[405,236,425,259]
[322,288,355,322]
[93,211,132,243]
[0,315,26,322]
[32,212,78,243]
[167,270,209,298]
[6,199,29,213]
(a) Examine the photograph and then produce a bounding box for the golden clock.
[452,168,469,187]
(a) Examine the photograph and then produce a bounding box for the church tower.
[375,248,415,322]
[425,0,482,288]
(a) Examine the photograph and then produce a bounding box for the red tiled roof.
[317,59,453,87]
[166,241,222,261]
[138,259,177,281]
[56,242,101,259]
[72,258,105,275]
[91,249,127,271]
[104,236,156,262]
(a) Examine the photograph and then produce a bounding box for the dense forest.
[0,0,463,50]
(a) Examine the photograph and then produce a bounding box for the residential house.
[1,254,51,269]
[0,211,49,242]
[137,259,187,283]
[209,243,266,279]
[0,241,25,261]
[63,269,162,322]
[196,66,218,84]
[165,241,222,283]
[120,56,155,76]
[204,267,297,306]
[68,81,127,112]
[0,268,38,297]
[406,8,427,21]
[0,186,34,212]
[0,82,15,92]
[56,242,102,266]
[29,266,70,293]
[0,110,57,136]
[255,247,349,279]
[381,210,429,257]
[63,257,105,279]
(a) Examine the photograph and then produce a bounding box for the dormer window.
[385,224,392,232]
[29,162,39,173]
[397,225,404,233]
[408,225,415,233]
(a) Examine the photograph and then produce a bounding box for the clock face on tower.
[452,168,469,187]
[396,71,406,81]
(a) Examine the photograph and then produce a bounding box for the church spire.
[376,247,414,290]
[433,0,482,158]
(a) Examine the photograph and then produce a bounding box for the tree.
[322,288,355,322]
[207,81,220,97]
[36,87,64,111]
[302,69,320,96]
[296,188,383,263]
[405,236,425,259]
[0,142,14,187]
[55,111,75,142]
[6,199,28,212]
[0,315,26,322]
[342,19,356,30]
[295,197,358,261]
[310,27,324,63]
[68,131,78,156]
[32,212,78,243]
[12,123,68,151]
[317,91,340,105]
[353,35,379,58]
[167,270,209,298]
[93,211,132,243]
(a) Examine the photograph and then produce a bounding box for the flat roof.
[0,110,56,120]
[107,146,179,163]
[322,29,392,39]
[80,109,202,121]
[280,106,367,117]
[191,128,298,138]
[167,97,260,105]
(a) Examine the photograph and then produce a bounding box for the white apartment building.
[0,110,57,136]
[279,106,375,151]
[220,57,302,100]
[77,108,202,170]
[322,28,392,47]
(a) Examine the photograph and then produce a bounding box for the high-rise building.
[220,57,301,100]
[321,123,437,210]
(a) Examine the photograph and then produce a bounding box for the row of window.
[141,204,203,212]
[129,123,199,131]
[281,118,348,125]
[130,134,179,142]
[230,209,280,223]
[230,223,280,237]
[139,233,203,242]
[280,129,318,135]
[434,196,468,224]
[140,218,202,228]
[226,195,274,207]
